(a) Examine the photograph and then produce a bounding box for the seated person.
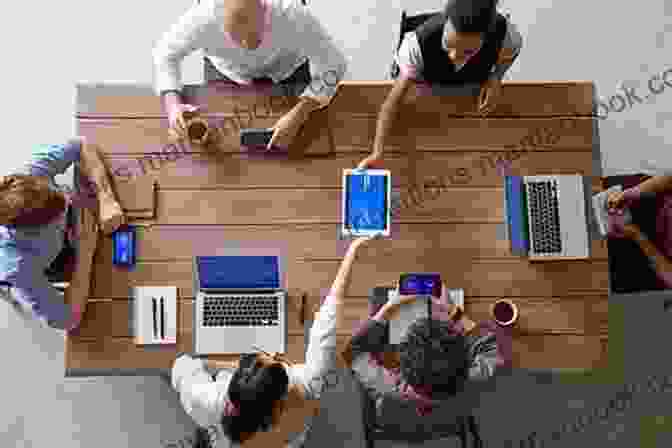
[357,0,523,169]
[342,283,511,417]
[0,137,125,331]
[607,174,672,290]
[153,0,347,150]
[170,235,378,447]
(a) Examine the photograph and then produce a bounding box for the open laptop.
[523,174,590,260]
[193,256,287,354]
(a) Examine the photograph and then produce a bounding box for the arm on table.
[302,238,373,391]
[77,138,125,235]
[369,76,414,162]
[625,176,672,202]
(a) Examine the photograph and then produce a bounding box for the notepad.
[133,286,177,345]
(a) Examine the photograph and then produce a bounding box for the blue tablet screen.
[345,174,388,231]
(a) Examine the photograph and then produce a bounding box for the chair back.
[390,10,440,79]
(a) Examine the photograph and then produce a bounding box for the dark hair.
[399,318,470,397]
[443,0,498,33]
[0,175,67,226]
[220,353,290,444]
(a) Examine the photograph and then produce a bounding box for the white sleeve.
[152,1,215,95]
[395,32,424,81]
[301,296,339,400]
[171,354,226,428]
[289,1,347,106]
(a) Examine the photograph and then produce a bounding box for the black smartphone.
[240,128,274,147]
[398,273,441,297]
[112,226,136,266]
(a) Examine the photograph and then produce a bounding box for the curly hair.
[220,353,290,444]
[444,0,499,33]
[399,317,470,397]
[0,175,67,226]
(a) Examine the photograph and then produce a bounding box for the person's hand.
[607,190,627,211]
[381,283,453,321]
[350,233,383,250]
[478,79,502,115]
[608,211,640,240]
[98,197,125,236]
[167,103,200,139]
[268,111,304,151]
[356,152,382,170]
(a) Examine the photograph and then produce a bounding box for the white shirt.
[153,0,347,106]
[171,295,340,447]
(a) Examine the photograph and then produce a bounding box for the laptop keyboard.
[202,295,280,327]
[526,180,563,254]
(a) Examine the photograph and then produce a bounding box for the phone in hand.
[398,273,442,298]
[240,128,274,148]
[112,226,136,266]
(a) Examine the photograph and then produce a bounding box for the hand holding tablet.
[342,169,392,237]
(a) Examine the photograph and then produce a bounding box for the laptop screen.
[197,256,280,290]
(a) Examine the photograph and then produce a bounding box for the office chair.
[354,286,484,448]
[390,10,439,79]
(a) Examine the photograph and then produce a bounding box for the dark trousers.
[204,57,312,97]
[606,174,666,293]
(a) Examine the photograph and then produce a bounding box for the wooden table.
[65,80,608,377]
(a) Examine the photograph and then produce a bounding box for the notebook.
[193,255,287,355]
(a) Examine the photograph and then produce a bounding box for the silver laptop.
[523,174,590,259]
[193,255,287,354]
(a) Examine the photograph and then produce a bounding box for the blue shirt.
[0,138,82,329]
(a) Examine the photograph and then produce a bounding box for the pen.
[160,297,165,340]
[152,297,157,339]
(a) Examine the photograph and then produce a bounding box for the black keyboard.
[526,180,563,254]
[202,295,280,327]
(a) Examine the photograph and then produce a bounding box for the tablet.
[341,169,391,237]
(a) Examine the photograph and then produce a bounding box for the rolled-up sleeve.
[301,296,340,400]
[152,1,214,96]
[171,354,228,428]
[395,33,423,81]
[467,320,511,381]
[290,2,347,106]
[20,139,82,179]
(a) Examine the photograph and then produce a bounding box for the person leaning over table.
[607,175,672,288]
[152,0,347,151]
[170,234,380,448]
[0,137,125,331]
[357,0,523,169]
[341,283,512,417]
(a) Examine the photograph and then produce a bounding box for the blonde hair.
[0,175,67,226]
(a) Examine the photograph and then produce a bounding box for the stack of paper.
[133,286,177,345]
